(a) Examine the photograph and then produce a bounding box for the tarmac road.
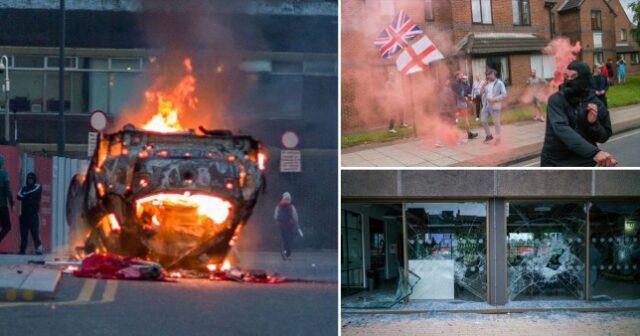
[510,127,640,167]
[0,274,338,336]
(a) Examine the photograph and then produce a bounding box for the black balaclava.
[562,61,592,105]
[25,172,37,189]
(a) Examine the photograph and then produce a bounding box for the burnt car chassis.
[66,125,265,270]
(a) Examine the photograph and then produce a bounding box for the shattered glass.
[589,202,640,300]
[507,202,586,301]
[405,203,487,302]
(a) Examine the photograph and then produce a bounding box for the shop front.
[341,171,640,308]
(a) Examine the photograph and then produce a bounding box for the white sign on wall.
[280,150,301,173]
[87,132,98,157]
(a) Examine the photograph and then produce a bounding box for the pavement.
[236,250,337,282]
[0,254,60,302]
[342,311,640,335]
[342,104,640,167]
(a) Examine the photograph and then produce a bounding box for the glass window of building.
[507,201,586,301]
[591,10,602,30]
[512,0,531,26]
[111,58,141,71]
[472,0,492,24]
[589,202,640,300]
[405,202,487,302]
[8,71,44,113]
[108,72,147,115]
[621,29,627,42]
[341,203,405,309]
[13,56,44,68]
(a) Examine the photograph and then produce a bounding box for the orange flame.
[221,259,232,271]
[142,58,197,133]
[135,193,232,225]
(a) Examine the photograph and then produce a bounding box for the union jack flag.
[374,10,423,58]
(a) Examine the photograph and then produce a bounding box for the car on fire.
[66,124,266,270]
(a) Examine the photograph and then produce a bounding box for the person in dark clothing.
[273,192,302,260]
[0,155,14,246]
[541,61,617,167]
[605,59,614,86]
[591,65,609,107]
[17,172,43,255]
[452,72,478,140]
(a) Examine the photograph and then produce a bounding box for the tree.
[631,1,640,43]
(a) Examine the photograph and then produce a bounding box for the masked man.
[17,172,43,255]
[541,61,616,167]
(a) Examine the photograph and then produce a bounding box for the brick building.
[342,0,639,130]
[555,0,639,76]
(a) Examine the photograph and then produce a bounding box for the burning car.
[66,125,266,270]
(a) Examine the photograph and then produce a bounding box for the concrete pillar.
[488,197,508,305]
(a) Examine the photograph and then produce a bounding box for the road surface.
[0,274,337,336]
[510,128,640,167]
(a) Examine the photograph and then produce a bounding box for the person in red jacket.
[273,192,302,260]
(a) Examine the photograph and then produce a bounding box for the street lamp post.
[57,0,66,156]
[0,55,10,144]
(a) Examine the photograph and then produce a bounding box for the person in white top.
[480,69,508,145]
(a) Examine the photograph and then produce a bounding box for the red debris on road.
[73,253,165,280]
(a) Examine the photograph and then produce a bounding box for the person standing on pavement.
[452,72,478,140]
[480,69,507,146]
[471,74,485,121]
[0,155,14,246]
[541,61,616,167]
[17,172,43,255]
[591,65,609,108]
[274,192,302,260]
[527,70,547,122]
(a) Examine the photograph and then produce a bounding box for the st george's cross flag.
[373,10,423,58]
[395,35,444,75]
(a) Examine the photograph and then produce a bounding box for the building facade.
[342,170,640,307]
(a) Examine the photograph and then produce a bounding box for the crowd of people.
[390,55,627,167]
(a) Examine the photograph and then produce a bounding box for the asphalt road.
[511,127,640,167]
[0,274,338,336]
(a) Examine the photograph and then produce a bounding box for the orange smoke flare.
[142,58,198,133]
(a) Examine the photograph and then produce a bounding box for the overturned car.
[66,125,266,270]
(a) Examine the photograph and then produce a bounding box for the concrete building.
[341,170,640,307]
[0,0,338,251]
[341,0,639,130]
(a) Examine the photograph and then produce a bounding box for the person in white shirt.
[480,69,507,145]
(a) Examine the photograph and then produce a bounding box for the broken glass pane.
[507,201,586,301]
[589,202,640,300]
[405,203,487,302]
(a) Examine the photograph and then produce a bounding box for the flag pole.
[408,73,418,137]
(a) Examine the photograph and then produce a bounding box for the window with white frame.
[593,32,602,49]
[594,52,603,65]
[632,53,639,65]
[425,0,434,21]
[471,57,509,84]
[530,54,556,79]
[472,0,492,24]
[621,29,627,42]
[512,0,531,25]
